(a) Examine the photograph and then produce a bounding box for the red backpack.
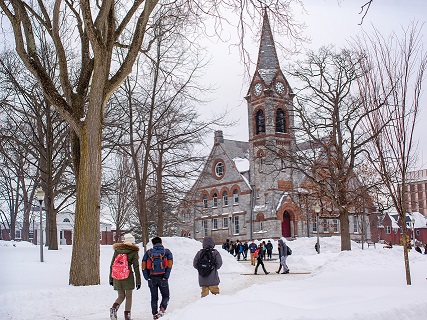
[111,253,130,280]
[254,249,260,258]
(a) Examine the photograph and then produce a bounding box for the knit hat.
[123,233,135,245]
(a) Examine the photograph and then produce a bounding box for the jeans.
[148,278,170,315]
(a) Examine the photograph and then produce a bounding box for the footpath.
[224,255,311,296]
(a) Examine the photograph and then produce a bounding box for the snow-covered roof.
[233,157,249,173]
[254,204,268,212]
[240,174,252,189]
[386,211,427,229]
[408,212,427,228]
[276,193,288,211]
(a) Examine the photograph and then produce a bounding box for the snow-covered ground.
[1,236,427,320]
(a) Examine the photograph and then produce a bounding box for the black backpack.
[197,248,215,277]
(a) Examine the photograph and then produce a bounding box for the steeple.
[256,10,281,86]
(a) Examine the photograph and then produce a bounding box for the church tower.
[246,10,296,235]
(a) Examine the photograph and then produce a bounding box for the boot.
[110,303,119,320]
[124,311,131,320]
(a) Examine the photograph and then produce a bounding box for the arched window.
[202,194,208,208]
[63,218,70,223]
[222,191,228,206]
[215,162,224,177]
[276,108,286,133]
[212,193,218,207]
[233,189,239,204]
[255,109,265,134]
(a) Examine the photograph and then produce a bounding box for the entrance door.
[64,230,72,245]
[281,211,291,237]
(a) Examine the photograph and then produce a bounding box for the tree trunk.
[46,190,58,250]
[340,209,351,251]
[69,127,102,285]
[156,159,164,236]
[45,106,58,250]
[401,220,412,285]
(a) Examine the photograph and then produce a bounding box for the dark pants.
[148,278,170,315]
[255,258,268,274]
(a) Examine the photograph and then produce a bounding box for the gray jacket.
[193,237,223,287]
[278,239,288,258]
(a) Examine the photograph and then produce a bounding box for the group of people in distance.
[223,238,290,275]
[109,235,222,320]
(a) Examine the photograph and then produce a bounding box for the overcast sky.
[200,0,427,169]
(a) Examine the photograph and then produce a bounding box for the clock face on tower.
[254,83,262,96]
[275,81,285,94]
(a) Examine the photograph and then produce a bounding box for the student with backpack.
[254,243,269,275]
[277,238,290,274]
[141,237,173,320]
[193,236,223,298]
[109,233,141,320]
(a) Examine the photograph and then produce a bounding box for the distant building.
[1,211,119,245]
[379,211,427,246]
[404,169,427,215]
[178,11,376,244]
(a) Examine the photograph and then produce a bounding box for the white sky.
[1,236,427,319]
[200,0,427,168]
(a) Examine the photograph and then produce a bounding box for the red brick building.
[378,212,427,246]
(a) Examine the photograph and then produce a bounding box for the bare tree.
[0,0,302,285]
[102,154,136,242]
[356,23,427,285]
[0,50,74,249]
[288,46,380,251]
[105,10,221,246]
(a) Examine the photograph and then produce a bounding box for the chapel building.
[178,12,372,244]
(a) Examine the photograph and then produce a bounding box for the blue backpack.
[147,247,168,275]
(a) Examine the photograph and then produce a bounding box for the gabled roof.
[221,139,249,161]
[385,212,427,229]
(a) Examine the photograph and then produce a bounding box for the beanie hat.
[123,233,135,245]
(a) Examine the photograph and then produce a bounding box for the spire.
[256,9,281,85]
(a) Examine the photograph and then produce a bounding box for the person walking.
[141,237,173,320]
[242,241,249,260]
[278,238,289,274]
[262,241,267,260]
[248,240,257,266]
[109,233,141,320]
[265,240,273,260]
[236,240,243,261]
[254,243,269,275]
[276,240,282,273]
[193,236,223,298]
[229,240,234,255]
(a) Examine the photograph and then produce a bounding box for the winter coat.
[109,243,141,291]
[193,237,223,287]
[248,242,258,253]
[141,243,173,280]
[266,242,273,253]
[243,242,249,252]
[278,239,288,258]
[256,245,265,260]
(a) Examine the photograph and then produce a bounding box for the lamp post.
[228,213,233,237]
[314,203,321,254]
[36,187,45,262]
[411,216,416,249]
[31,213,35,245]
[305,194,310,238]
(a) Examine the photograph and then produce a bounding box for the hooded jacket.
[109,242,141,291]
[278,239,288,258]
[193,237,223,287]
